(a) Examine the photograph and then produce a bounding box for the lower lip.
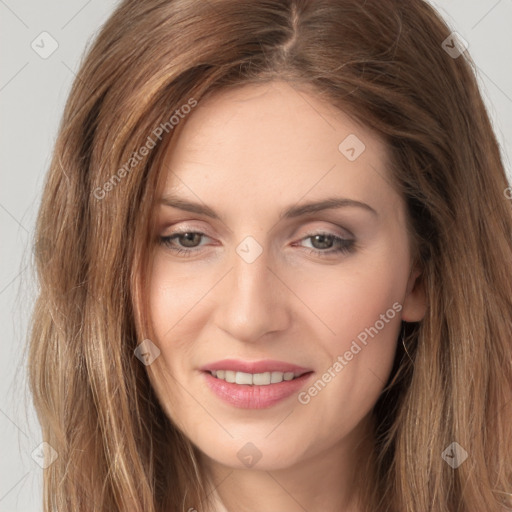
[202,371,314,409]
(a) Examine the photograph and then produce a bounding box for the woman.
[28,0,512,510]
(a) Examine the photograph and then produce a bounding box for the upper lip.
[200,359,313,376]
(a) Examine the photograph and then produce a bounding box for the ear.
[401,265,427,322]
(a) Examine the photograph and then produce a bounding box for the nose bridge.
[233,243,270,299]
[231,233,271,297]
[231,240,274,315]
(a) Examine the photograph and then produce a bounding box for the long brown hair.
[28,0,512,510]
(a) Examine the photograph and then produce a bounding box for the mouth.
[199,359,314,409]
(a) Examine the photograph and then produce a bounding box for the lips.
[199,359,314,409]
[199,358,312,375]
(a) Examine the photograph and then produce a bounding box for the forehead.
[159,80,398,219]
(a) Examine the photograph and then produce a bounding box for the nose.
[211,242,291,343]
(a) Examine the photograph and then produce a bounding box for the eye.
[294,232,355,257]
[159,231,211,256]
[158,230,355,258]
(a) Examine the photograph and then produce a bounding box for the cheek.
[148,252,218,325]
[290,247,406,441]
[147,257,210,369]
[288,249,407,351]
[145,259,207,428]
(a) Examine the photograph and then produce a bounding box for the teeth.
[210,370,301,385]
[235,372,253,385]
[255,372,271,385]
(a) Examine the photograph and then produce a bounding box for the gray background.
[1,1,511,510]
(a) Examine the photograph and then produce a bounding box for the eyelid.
[294,221,355,240]
[161,223,213,237]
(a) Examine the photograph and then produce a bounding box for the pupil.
[312,234,333,249]
[181,233,200,247]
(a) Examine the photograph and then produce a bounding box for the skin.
[144,80,426,512]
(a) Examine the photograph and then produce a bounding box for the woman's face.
[144,80,425,471]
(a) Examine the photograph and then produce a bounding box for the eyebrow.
[160,195,378,220]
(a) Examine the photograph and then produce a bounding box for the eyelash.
[159,230,355,258]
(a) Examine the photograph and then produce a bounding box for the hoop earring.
[492,489,512,510]
[401,321,413,362]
